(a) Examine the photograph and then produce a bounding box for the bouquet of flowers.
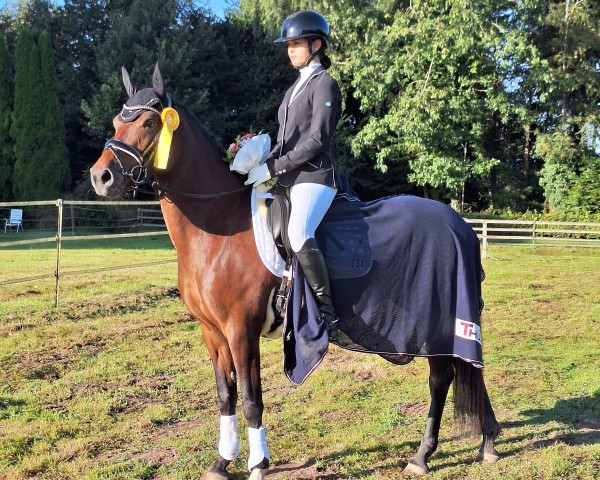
[226,132,256,162]
[227,132,271,175]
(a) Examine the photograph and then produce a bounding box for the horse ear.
[122,66,137,98]
[152,63,167,105]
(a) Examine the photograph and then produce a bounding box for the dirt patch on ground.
[266,461,340,479]
[397,402,428,417]
[131,447,178,465]
[158,418,206,436]
[94,418,206,463]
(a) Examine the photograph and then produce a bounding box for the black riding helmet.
[274,10,330,46]
[275,11,330,68]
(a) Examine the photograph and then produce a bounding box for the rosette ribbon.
[154,107,180,169]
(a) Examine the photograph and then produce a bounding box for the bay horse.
[90,65,500,479]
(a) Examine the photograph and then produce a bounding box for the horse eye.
[144,119,155,128]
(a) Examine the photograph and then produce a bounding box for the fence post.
[70,202,76,235]
[532,221,537,248]
[55,199,63,308]
[482,220,488,258]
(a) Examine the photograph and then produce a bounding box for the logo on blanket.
[455,319,481,344]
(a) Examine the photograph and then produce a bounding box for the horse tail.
[452,359,497,439]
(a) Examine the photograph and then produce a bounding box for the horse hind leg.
[475,382,501,463]
[452,359,501,464]
[403,357,454,476]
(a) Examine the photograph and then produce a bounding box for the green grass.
[1,244,599,479]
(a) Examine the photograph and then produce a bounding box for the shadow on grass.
[494,390,600,459]
[226,440,425,479]
[237,392,600,478]
[0,396,27,410]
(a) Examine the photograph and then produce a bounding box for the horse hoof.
[476,451,500,463]
[402,461,428,477]
[248,468,268,480]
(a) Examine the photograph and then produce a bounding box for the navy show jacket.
[265,67,343,189]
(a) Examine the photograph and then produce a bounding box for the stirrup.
[320,313,339,338]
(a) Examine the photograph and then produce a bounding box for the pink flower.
[225,132,257,162]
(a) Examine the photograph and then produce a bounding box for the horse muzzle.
[90,160,126,198]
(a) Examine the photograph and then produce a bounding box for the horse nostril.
[100,170,112,184]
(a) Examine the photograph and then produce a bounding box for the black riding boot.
[295,238,339,336]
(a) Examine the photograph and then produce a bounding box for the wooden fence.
[2,200,599,305]
[465,219,600,258]
[136,207,166,228]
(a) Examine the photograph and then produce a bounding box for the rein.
[151,181,250,199]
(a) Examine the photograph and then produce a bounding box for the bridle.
[103,98,250,199]
[103,135,159,188]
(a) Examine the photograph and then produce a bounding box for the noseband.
[104,135,159,187]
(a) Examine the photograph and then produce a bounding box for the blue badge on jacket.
[325,101,332,107]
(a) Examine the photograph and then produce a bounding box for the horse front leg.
[403,357,454,476]
[201,327,239,480]
[229,326,269,480]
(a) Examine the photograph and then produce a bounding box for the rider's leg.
[288,183,338,333]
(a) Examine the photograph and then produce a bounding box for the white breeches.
[288,183,337,252]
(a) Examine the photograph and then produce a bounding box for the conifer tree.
[38,30,70,194]
[0,34,13,200]
[11,28,42,200]
[12,28,70,200]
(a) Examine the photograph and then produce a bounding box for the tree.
[11,28,69,200]
[38,30,70,193]
[83,0,292,156]
[214,7,294,143]
[533,0,600,212]
[235,0,512,204]
[0,33,13,200]
[341,0,508,205]
[83,0,212,143]
[52,0,110,183]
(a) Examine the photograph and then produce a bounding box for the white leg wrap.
[247,426,270,471]
[218,415,240,461]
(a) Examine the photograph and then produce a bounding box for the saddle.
[263,180,374,325]
[265,184,293,261]
[264,184,294,322]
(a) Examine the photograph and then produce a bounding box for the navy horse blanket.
[283,193,485,385]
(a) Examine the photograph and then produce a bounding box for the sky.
[203,0,229,19]
[0,0,230,19]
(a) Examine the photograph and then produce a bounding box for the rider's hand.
[244,163,272,186]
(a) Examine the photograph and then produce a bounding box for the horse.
[90,64,500,479]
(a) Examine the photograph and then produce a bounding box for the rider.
[245,10,342,335]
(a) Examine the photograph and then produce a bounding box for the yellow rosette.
[154,107,180,169]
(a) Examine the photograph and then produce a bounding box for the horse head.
[90,64,169,198]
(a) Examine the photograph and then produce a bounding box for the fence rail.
[465,218,600,257]
[1,199,167,306]
[2,200,599,306]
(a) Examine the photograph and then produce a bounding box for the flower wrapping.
[229,134,271,174]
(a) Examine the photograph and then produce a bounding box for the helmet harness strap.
[303,38,320,68]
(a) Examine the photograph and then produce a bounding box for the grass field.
[1,239,599,479]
